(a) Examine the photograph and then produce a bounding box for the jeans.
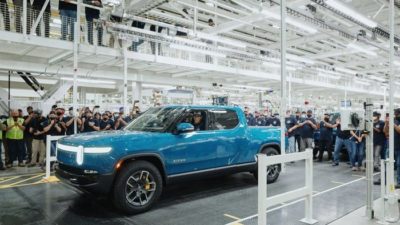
[396,149,400,184]
[373,145,383,169]
[0,0,10,31]
[60,9,77,41]
[7,139,25,164]
[24,136,33,162]
[287,136,295,153]
[300,137,313,152]
[319,139,332,161]
[352,141,365,167]
[333,137,354,164]
[86,16,103,45]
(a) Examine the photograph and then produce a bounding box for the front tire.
[113,161,163,214]
[253,147,281,184]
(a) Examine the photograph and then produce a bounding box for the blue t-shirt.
[285,116,297,137]
[82,118,99,133]
[373,120,386,146]
[254,117,265,126]
[246,114,255,126]
[100,119,113,130]
[300,117,316,138]
[319,121,333,141]
[268,117,281,127]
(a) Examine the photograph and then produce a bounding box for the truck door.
[207,109,245,166]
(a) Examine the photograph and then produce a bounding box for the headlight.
[84,147,112,154]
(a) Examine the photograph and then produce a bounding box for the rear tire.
[253,147,281,184]
[112,161,163,214]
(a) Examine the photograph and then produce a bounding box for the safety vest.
[6,118,24,140]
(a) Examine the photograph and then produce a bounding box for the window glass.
[209,110,239,130]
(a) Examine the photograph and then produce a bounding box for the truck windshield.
[125,107,185,132]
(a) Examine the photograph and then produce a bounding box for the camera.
[339,109,365,131]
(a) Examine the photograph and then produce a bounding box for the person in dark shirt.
[23,106,34,163]
[99,113,112,131]
[28,110,46,167]
[254,111,265,126]
[31,0,50,37]
[62,107,82,135]
[383,108,400,188]
[294,111,302,152]
[372,112,385,170]
[298,110,317,152]
[350,129,365,171]
[244,107,255,126]
[286,110,300,154]
[332,120,354,166]
[114,108,131,130]
[192,112,205,131]
[268,113,281,127]
[81,111,100,132]
[318,113,339,161]
[59,0,77,41]
[84,0,102,45]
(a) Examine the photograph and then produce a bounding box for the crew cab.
[55,106,282,214]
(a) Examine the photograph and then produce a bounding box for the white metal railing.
[257,148,317,225]
[45,135,65,179]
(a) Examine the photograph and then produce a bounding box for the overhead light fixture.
[142,84,175,89]
[287,54,315,64]
[232,85,271,91]
[325,0,378,28]
[61,77,115,84]
[261,9,318,34]
[170,44,227,58]
[354,79,371,86]
[335,67,357,75]
[347,42,377,56]
[193,32,246,48]
[318,72,341,80]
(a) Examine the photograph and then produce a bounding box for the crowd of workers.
[244,107,400,186]
[0,104,140,170]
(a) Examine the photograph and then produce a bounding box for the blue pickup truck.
[55,106,282,214]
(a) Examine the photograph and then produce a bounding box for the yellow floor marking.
[41,176,59,183]
[0,176,21,184]
[0,173,43,180]
[331,181,345,185]
[0,174,43,188]
[224,214,244,225]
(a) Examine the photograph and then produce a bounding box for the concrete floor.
[0,161,383,225]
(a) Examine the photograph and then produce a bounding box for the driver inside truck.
[192,112,205,131]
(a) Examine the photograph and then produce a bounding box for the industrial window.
[209,110,239,130]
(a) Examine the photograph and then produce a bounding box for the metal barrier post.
[301,149,318,224]
[45,135,51,179]
[258,153,267,225]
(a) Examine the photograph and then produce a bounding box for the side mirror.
[176,123,194,134]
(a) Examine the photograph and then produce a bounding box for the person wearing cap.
[267,113,281,127]
[28,110,46,167]
[383,108,400,188]
[4,109,26,167]
[372,112,385,171]
[192,112,205,131]
[317,113,339,162]
[298,110,317,152]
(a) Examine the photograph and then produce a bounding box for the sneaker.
[18,163,26,167]
[352,167,358,171]
[332,162,339,166]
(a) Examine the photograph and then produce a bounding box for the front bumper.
[55,163,115,194]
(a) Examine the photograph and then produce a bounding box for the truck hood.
[58,130,158,148]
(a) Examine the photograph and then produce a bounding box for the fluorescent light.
[335,67,356,75]
[318,72,341,80]
[232,85,271,91]
[325,0,377,28]
[170,44,227,58]
[261,9,318,34]
[194,33,246,48]
[61,77,115,84]
[394,61,400,66]
[354,79,371,86]
[287,54,315,64]
[347,42,377,56]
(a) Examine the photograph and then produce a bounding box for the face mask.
[296,115,300,119]
[307,115,312,118]
[69,111,74,116]
[301,115,306,118]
